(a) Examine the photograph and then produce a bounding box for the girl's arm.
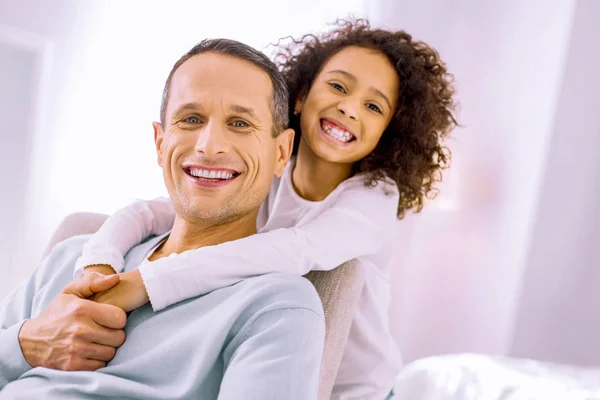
[140,180,399,311]
[73,197,175,278]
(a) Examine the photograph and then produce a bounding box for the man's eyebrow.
[230,104,259,120]
[172,102,203,116]
[325,69,393,110]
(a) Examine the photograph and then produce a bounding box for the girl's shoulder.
[337,172,399,197]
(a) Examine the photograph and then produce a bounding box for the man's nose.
[195,121,229,156]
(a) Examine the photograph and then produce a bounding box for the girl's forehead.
[317,46,400,103]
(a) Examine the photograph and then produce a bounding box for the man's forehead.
[169,53,272,114]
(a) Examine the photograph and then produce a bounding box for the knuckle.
[67,341,80,355]
[68,301,87,317]
[71,324,89,339]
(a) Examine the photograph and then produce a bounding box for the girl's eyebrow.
[325,70,392,109]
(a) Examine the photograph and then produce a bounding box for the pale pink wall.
[510,0,600,366]
[369,0,581,363]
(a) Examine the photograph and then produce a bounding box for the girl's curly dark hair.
[273,18,458,218]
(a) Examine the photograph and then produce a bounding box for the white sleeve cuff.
[138,262,167,312]
[73,248,124,279]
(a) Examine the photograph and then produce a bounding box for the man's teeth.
[322,123,353,142]
[188,168,234,180]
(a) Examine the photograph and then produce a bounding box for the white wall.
[0,41,36,294]
[0,0,102,298]
[0,0,369,298]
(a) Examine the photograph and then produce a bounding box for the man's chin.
[181,200,231,218]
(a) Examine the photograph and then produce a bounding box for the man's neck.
[292,138,354,201]
[148,211,258,261]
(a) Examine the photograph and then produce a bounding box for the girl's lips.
[318,120,356,147]
[320,118,356,139]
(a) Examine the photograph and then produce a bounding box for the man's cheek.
[247,156,261,183]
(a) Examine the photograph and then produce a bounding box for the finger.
[63,273,120,298]
[77,359,106,371]
[87,302,127,329]
[90,291,118,307]
[88,274,120,294]
[64,272,115,297]
[80,343,117,362]
[80,323,126,348]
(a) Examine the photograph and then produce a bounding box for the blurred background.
[1,0,598,371]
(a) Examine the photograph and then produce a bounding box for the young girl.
[75,19,457,400]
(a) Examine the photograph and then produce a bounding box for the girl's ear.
[294,87,309,115]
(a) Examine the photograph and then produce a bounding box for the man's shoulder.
[25,235,95,314]
[51,234,93,253]
[43,234,93,268]
[236,273,324,319]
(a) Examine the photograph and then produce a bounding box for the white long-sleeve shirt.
[74,160,403,400]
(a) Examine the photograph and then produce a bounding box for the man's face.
[154,52,293,226]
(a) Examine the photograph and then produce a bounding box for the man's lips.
[182,165,241,187]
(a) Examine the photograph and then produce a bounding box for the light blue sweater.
[0,234,325,399]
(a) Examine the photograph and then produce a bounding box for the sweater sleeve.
[218,275,325,400]
[0,246,64,388]
[73,197,175,279]
[218,308,324,400]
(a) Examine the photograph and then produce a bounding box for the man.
[0,39,325,399]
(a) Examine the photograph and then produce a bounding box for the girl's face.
[295,46,399,164]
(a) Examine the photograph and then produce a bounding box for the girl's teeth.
[322,123,352,142]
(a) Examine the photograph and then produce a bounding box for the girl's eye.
[329,82,346,93]
[367,104,382,114]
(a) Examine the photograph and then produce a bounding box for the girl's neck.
[292,138,354,201]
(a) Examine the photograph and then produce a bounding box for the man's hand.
[18,273,127,371]
[92,270,149,313]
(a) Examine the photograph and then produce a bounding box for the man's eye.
[232,120,249,128]
[329,82,346,93]
[184,116,200,124]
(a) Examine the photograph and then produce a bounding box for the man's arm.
[0,268,39,388]
[0,250,127,389]
[219,307,325,400]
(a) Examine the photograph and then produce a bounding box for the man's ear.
[153,121,164,166]
[274,128,295,177]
